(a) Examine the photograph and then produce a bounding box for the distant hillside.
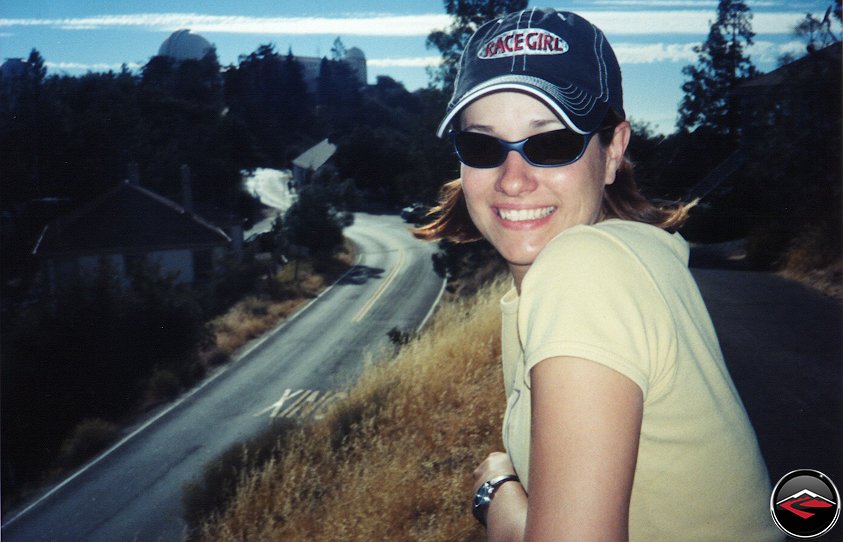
[193,277,510,541]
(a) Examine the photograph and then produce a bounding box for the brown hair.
[414,117,692,243]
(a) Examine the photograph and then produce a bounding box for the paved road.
[1,213,444,542]
[691,255,842,540]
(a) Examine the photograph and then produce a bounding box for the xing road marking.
[351,248,406,323]
[255,388,349,420]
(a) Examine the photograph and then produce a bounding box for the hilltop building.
[158,29,214,62]
[157,29,367,89]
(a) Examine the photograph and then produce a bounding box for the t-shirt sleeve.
[518,227,676,399]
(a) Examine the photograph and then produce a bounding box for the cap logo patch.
[478,29,569,59]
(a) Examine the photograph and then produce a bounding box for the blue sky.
[1,1,839,133]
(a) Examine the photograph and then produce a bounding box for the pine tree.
[426,0,528,92]
[677,0,757,134]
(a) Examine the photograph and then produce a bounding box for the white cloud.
[748,39,811,63]
[613,42,699,63]
[0,9,817,36]
[45,61,143,72]
[587,0,780,6]
[0,13,451,36]
[367,56,442,68]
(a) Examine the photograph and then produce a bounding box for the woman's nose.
[495,150,538,196]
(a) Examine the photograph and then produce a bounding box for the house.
[732,43,841,140]
[33,176,235,293]
[291,138,337,187]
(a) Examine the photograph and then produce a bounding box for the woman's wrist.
[473,474,520,525]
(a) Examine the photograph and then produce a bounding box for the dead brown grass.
[776,225,842,301]
[195,276,511,542]
[198,244,355,369]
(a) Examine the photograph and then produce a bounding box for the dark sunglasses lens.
[454,132,504,168]
[523,129,586,166]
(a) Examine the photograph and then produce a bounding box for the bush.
[56,418,120,470]
[146,369,182,405]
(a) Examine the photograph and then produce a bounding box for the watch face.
[474,483,493,508]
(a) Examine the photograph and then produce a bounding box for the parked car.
[400,203,429,224]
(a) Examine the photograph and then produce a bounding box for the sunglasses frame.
[449,127,612,169]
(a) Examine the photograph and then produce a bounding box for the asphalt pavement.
[690,247,842,541]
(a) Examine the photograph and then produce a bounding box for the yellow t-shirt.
[500,219,782,541]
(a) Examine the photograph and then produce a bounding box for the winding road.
[2,213,445,542]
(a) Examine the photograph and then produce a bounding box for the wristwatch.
[472,474,520,526]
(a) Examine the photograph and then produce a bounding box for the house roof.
[733,43,841,96]
[33,181,231,256]
[292,138,337,172]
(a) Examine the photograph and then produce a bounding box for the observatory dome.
[158,30,212,61]
[0,58,27,80]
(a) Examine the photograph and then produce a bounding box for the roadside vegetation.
[187,274,510,541]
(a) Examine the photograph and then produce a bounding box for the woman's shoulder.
[523,219,690,298]
[539,219,688,268]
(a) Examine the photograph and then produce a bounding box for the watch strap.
[472,474,520,526]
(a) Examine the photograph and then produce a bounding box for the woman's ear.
[604,121,631,186]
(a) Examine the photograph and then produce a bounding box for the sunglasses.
[450,128,607,169]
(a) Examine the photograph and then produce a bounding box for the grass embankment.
[190,246,354,381]
[190,277,510,541]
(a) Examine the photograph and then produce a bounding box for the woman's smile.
[495,205,557,224]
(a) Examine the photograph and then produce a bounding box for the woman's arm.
[526,356,643,541]
[477,356,643,542]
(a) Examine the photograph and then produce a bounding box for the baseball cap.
[436,8,624,138]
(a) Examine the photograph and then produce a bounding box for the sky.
[1,1,839,134]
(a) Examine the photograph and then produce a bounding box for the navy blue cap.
[437,8,624,137]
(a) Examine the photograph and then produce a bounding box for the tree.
[677,0,757,134]
[330,36,347,61]
[316,55,362,134]
[426,0,528,91]
[282,180,353,256]
[794,0,841,54]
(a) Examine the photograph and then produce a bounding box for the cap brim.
[436,81,600,138]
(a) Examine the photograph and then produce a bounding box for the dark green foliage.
[678,0,757,134]
[281,180,354,256]
[223,44,313,167]
[737,46,842,267]
[426,0,529,91]
[317,56,363,134]
[1,262,205,495]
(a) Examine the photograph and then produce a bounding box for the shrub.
[56,418,120,470]
[146,369,182,404]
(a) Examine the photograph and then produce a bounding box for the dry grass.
[776,225,842,301]
[194,276,511,542]
[778,259,843,300]
[199,245,354,367]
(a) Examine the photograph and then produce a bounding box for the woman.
[416,8,782,542]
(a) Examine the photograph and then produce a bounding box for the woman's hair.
[413,113,692,243]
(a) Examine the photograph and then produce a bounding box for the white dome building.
[345,47,367,86]
[158,30,213,61]
[0,58,28,80]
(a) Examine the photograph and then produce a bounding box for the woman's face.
[459,91,629,285]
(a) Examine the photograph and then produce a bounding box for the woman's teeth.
[497,206,556,222]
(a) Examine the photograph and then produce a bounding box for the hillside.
[193,277,510,541]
